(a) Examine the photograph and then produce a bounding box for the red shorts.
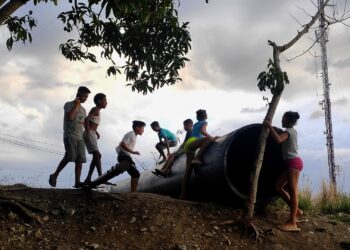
[284,157,303,171]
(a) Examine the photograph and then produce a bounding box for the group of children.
[48,86,304,232]
[48,86,146,192]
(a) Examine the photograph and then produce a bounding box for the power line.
[0,132,62,148]
[0,135,116,167]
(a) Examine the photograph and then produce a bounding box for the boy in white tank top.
[83,93,108,184]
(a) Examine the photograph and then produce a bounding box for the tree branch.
[0,199,44,224]
[0,0,7,8]
[0,0,29,24]
[286,24,328,62]
[278,0,330,52]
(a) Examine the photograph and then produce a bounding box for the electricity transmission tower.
[316,0,337,188]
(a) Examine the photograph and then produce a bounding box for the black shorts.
[117,152,140,178]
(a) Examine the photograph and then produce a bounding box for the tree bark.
[0,0,29,24]
[0,0,7,8]
[245,0,330,226]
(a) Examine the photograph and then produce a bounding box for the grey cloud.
[333,57,350,69]
[241,106,267,113]
[333,97,348,106]
[0,122,8,128]
[25,114,39,121]
[310,110,324,119]
[178,1,327,96]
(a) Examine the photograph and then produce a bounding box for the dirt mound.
[0,185,349,249]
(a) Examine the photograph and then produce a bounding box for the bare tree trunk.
[0,0,29,24]
[245,0,330,229]
[246,92,282,220]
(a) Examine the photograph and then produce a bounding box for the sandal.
[278,224,301,232]
[49,174,57,187]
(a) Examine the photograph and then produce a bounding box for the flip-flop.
[296,218,308,223]
[278,224,301,232]
[49,174,56,187]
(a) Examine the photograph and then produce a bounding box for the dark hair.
[132,120,146,130]
[94,93,106,106]
[284,111,300,125]
[76,86,91,97]
[150,121,159,128]
[183,119,193,125]
[196,109,207,121]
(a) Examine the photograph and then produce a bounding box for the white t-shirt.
[282,127,299,160]
[116,131,137,156]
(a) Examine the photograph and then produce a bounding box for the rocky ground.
[0,184,350,250]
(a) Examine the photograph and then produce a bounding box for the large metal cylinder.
[109,124,284,205]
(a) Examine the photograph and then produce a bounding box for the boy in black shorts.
[114,120,146,192]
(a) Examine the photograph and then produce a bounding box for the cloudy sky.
[0,0,349,193]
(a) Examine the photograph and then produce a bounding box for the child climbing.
[263,111,303,232]
[150,121,178,164]
[152,119,193,177]
[180,109,219,199]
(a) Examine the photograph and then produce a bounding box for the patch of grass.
[298,177,313,211]
[318,194,350,213]
[266,178,350,218]
[327,213,350,224]
[316,180,350,214]
[269,198,288,210]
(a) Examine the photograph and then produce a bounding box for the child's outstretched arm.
[263,118,289,144]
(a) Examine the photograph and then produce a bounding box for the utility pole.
[317,0,337,189]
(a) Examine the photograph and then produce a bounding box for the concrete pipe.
[109,124,284,206]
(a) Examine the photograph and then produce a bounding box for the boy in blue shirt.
[152,119,193,177]
[150,121,178,164]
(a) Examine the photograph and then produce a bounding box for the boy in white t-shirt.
[114,120,146,192]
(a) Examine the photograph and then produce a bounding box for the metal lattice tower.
[317,0,337,188]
